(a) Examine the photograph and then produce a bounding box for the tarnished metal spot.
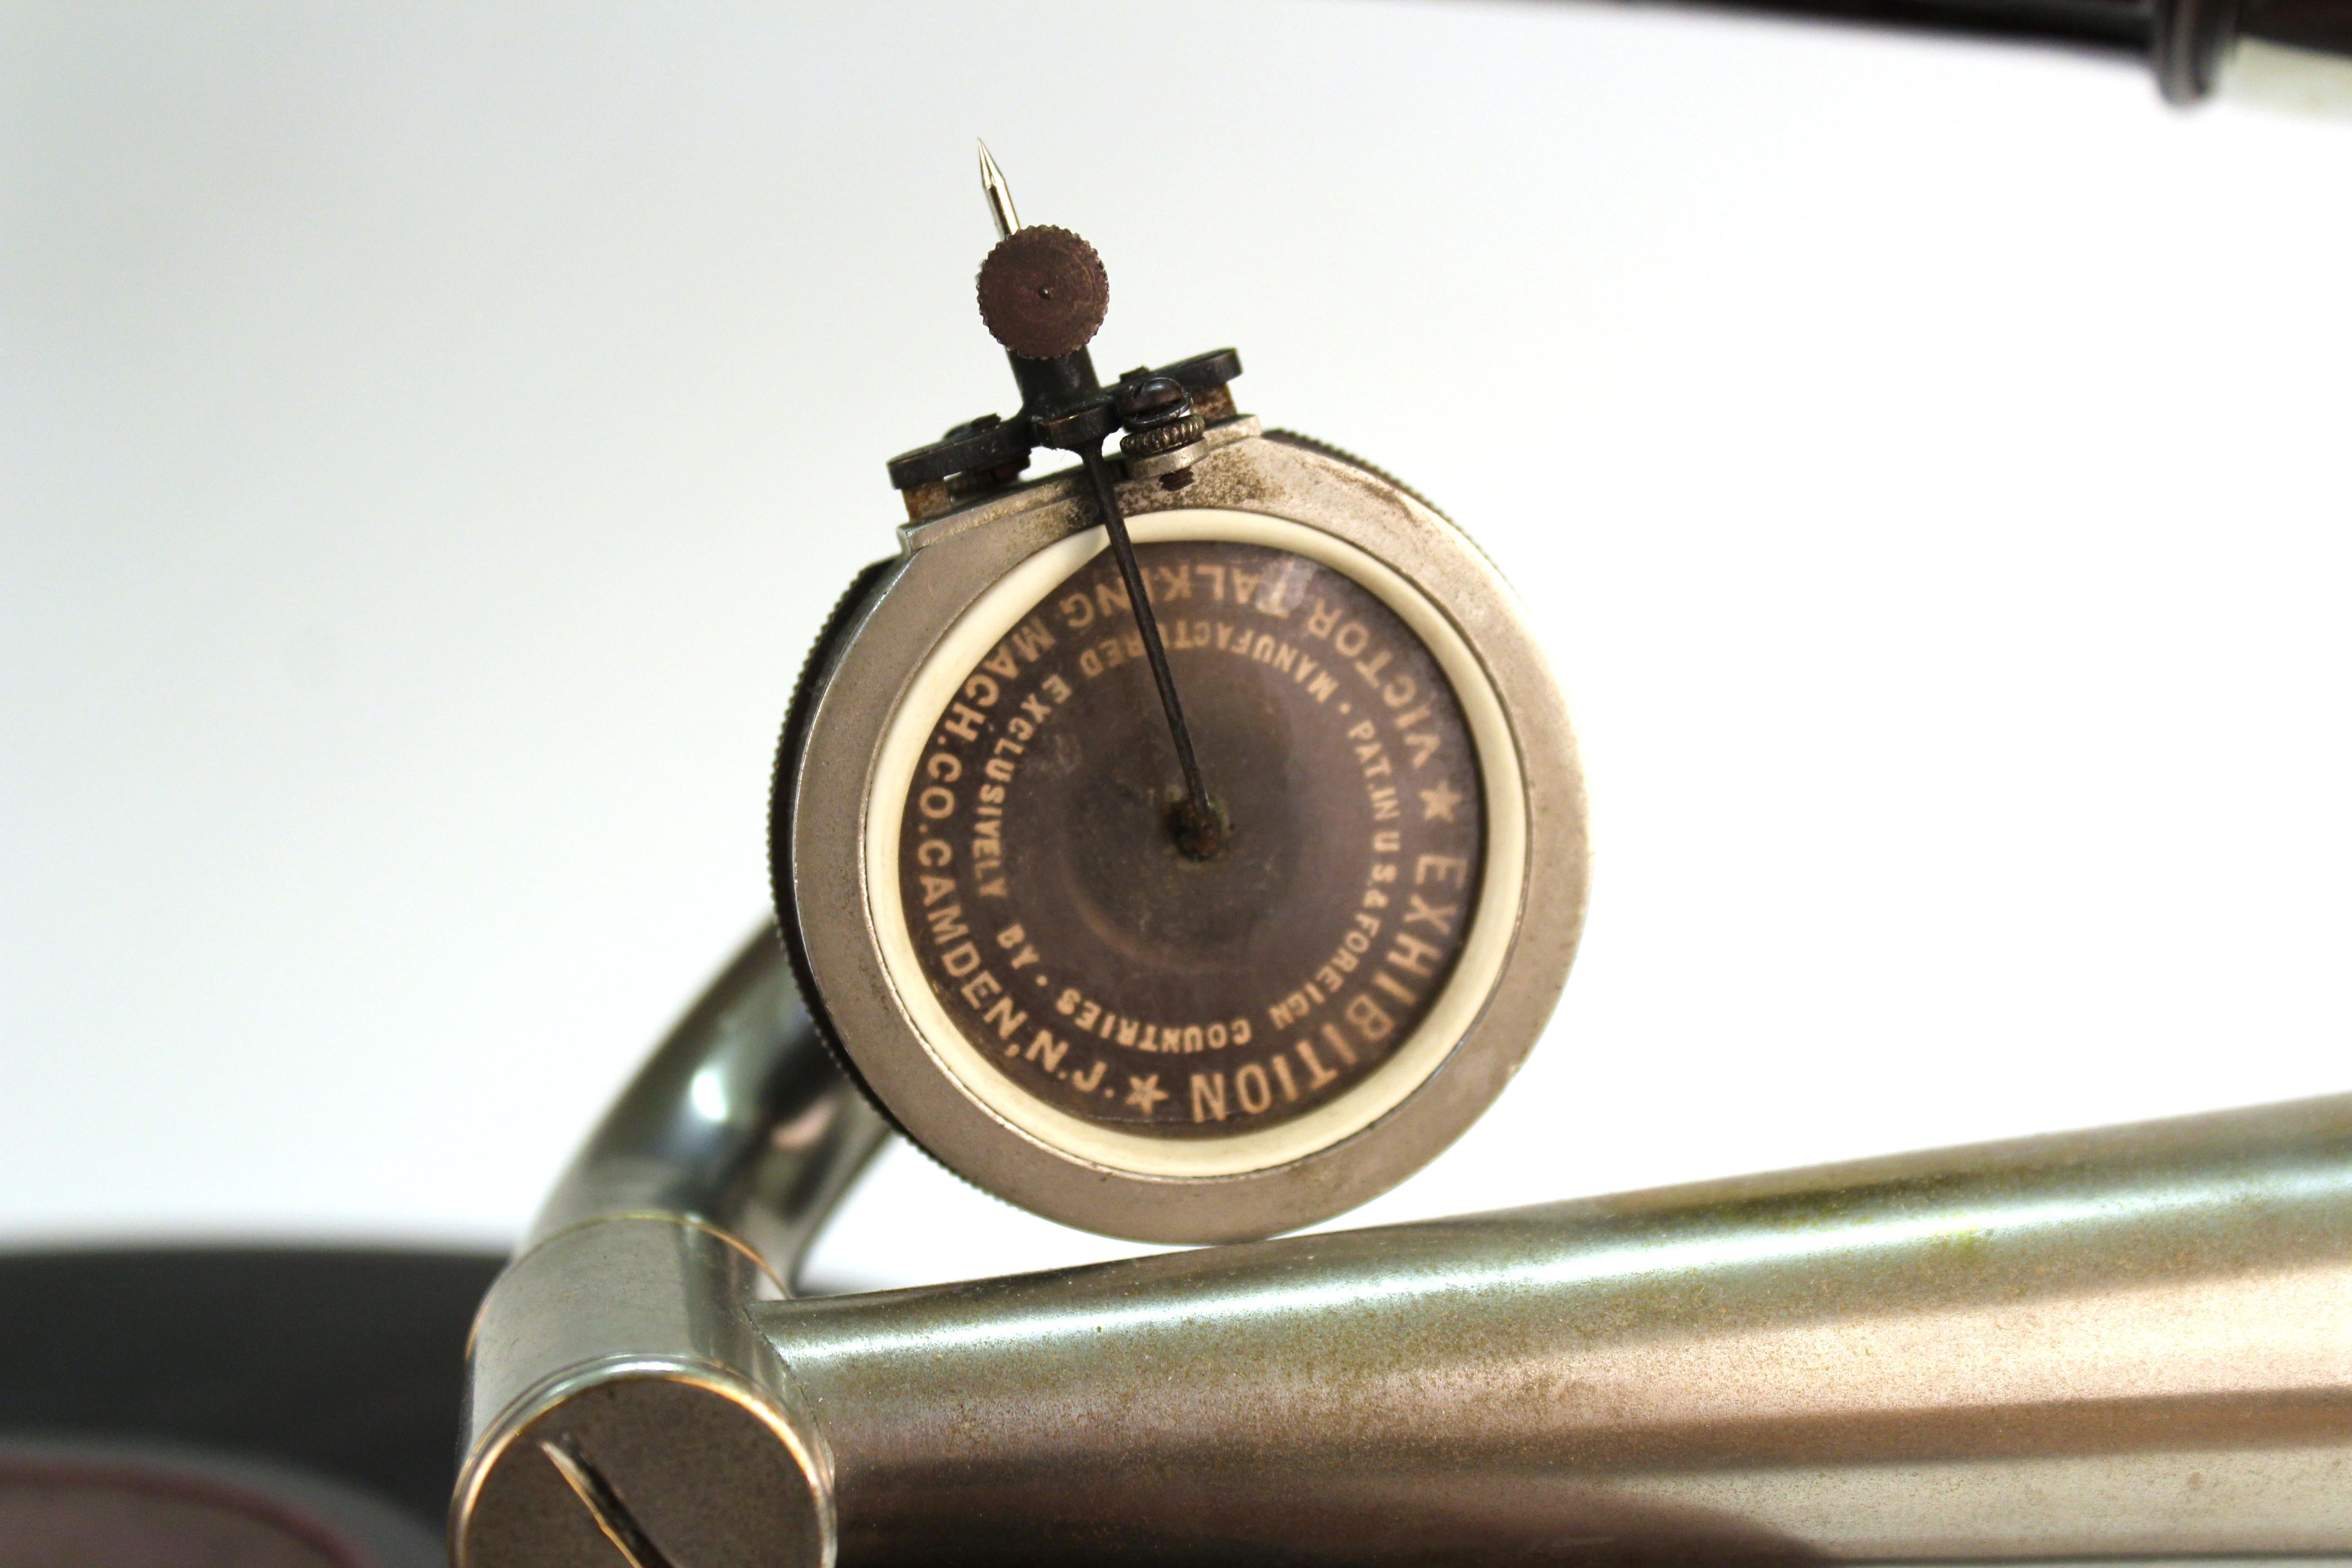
[977,226,1108,360]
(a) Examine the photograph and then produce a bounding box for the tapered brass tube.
[760,1095,2352,1565]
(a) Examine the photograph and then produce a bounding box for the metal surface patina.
[454,935,2352,1568]
[975,225,1110,361]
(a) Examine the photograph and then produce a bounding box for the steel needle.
[978,141,1019,240]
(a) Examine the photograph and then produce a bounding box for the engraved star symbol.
[1419,779,1464,822]
[1125,1074,1168,1114]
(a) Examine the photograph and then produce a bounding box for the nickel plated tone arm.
[457,935,2352,1567]
[456,929,890,1568]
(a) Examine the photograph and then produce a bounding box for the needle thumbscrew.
[973,143,1221,859]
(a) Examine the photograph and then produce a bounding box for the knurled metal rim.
[1123,411,1206,456]
[773,428,1588,1242]
[975,225,1110,360]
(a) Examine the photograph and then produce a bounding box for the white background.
[4,1,2349,1292]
